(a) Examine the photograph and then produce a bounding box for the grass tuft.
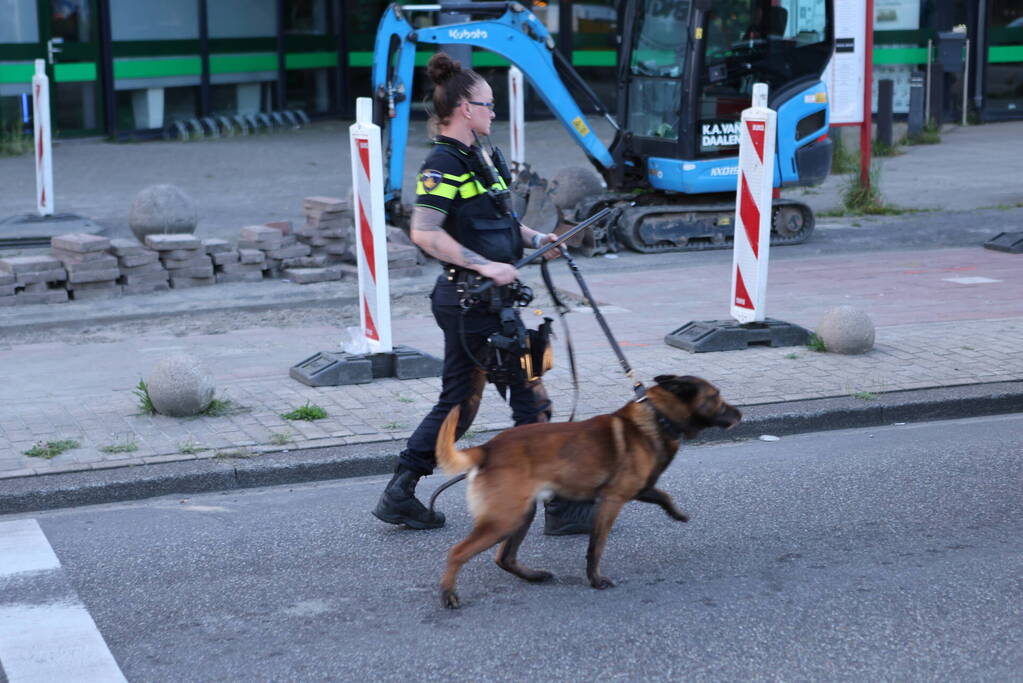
[99,440,139,454]
[178,438,207,455]
[134,378,156,415]
[0,123,31,157]
[200,398,247,417]
[871,139,901,158]
[852,391,879,401]
[269,432,293,446]
[906,121,942,145]
[25,439,80,459]
[807,334,827,353]
[281,402,328,421]
[830,133,858,174]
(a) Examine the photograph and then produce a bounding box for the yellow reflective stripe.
[427,182,458,199]
[459,181,485,199]
[443,172,471,182]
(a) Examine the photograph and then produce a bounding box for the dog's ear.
[655,375,700,402]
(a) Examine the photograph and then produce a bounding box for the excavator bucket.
[508,165,561,235]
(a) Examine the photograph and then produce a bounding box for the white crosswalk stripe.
[0,518,127,683]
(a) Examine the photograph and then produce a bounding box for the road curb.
[1,381,1020,515]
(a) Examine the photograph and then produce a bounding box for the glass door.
[39,0,103,135]
[986,0,1023,118]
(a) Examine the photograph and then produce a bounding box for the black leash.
[540,258,579,422]
[558,246,647,404]
[429,471,467,513]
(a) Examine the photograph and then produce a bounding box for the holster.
[484,308,554,386]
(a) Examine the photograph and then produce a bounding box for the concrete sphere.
[547,166,604,213]
[129,184,198,241]
[816,306,875,354]
[147,354,215,417]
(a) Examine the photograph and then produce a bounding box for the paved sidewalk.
[1,244,1021,478]
[0,118,1021,508]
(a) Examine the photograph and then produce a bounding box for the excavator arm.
[371,2,615,208]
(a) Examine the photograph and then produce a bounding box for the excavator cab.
[614,0,833,192]
[371,0,834,254]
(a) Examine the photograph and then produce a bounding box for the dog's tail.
[436,406,485,475]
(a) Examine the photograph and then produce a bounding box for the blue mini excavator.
[372,0,835,254]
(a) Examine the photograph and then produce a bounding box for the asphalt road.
[2,414,1022,681]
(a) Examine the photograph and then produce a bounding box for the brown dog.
[435,374,742,608]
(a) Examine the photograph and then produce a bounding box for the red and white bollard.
[349,97,392,353]
[508,66,525,180]
[32,59,54,217]
[730,83,776,324]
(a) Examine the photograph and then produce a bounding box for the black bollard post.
[928,59,945,126]
[907,72,925,137]
[877,79,894,148]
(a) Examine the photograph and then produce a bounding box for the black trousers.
[399,283,551,476]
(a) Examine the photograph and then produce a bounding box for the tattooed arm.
[410,206,519,285]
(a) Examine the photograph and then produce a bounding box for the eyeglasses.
[467,100,496,112]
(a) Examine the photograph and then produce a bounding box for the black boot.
[372,465,446,530]
[543,496,594,536]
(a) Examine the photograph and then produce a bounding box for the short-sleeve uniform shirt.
[415,135,522,267]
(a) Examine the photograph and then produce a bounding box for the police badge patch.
[420,169,443,191]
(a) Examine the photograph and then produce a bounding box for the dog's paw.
[526,569,554,583]
[590,575,616,590]
[441,590,461,609]
[673,510,689,523]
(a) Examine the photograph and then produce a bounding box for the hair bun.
[426,52,462,85]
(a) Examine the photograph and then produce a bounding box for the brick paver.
[2,248,1021,476]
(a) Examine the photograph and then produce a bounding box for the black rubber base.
[290,345,442,386]
[983,232,1023,254]
[665,318,811,353]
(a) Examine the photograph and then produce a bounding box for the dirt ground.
[0,281,577,348]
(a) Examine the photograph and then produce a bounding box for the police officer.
[372,52,584,531]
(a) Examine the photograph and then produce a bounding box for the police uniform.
[397,135,552,476]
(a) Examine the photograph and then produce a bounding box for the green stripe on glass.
[872,47,930,65]
[285,52,337,69]
[0,63,33,84]
[572,50,616,66]
[54,62,97,82]
[114,57,202,79]
[210,54,277,73]
[989,45,1023,64]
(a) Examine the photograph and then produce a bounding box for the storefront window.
[1,0,39,43]
[110,0,198,41]
[987,0,1023,116]
[50,0,92,43]
[286,0,328,34]
[208,0,276,39]
[287,68,331,112]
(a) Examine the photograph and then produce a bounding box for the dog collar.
[644,402,685,441]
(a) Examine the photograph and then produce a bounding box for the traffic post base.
[290,346,441,387]
[983,232,1023,254]
[664,319,810,354]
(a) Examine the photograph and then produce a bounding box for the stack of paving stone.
[297,196,354,264]
[145,234,214,288]
[207,237,262,284]
[238,224,312,279]
[111,238,170,294]
[0,255,68,304]
[0,271,13,306]
[51,233,122,301]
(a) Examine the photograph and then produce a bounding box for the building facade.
[0,0,1019,140]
